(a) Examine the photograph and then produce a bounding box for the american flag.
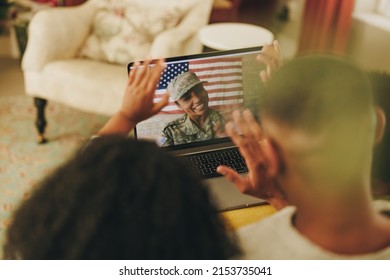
[154,57,244,114]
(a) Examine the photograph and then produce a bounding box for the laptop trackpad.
[206,176,266,211]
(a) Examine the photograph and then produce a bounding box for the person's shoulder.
[208,109,225,123]
[163,115,187,129]
[161,115,188,141]
[236,206,302,259]
[237,206,295,236]
[209,108,224,117]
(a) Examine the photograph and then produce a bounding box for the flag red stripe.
[197,73,242,80]
[190,57,242,64]
[203,80,242,87]
[206,88,243,95]
[191,65,242,72]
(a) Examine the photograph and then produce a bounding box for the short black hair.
[3,136,240,259]
[262,55,373,133]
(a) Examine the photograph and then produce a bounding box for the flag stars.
[158,62,190,89]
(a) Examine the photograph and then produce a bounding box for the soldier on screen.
[159,71,226,147]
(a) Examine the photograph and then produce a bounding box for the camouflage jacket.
[159,109,225,147]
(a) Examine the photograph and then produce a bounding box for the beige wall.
[347,0,390,73]
[354,0,378,13]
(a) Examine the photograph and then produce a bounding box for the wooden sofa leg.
[34,97,48,144]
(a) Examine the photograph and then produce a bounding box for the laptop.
[127,46,267,211]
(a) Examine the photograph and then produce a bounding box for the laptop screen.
[128,46,265,149]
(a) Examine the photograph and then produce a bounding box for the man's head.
[168,72,209,117]
[260,55,384,194]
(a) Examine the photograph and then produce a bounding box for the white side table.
[199,22,274,51]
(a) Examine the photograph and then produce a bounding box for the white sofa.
[22,0,213,143]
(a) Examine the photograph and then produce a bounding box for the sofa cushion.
[79,0,183,64]
[41,59,126,115]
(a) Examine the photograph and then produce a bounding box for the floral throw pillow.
[79,1,183,64]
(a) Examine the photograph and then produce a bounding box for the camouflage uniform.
[159,109,225,146]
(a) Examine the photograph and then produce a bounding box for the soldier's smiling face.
[176,85,209,117]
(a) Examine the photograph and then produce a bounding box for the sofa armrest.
[22,1,97,72]
[150,0,213,57]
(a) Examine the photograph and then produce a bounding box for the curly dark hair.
[3,136,240,259]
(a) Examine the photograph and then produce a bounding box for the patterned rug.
[0,95,109,253]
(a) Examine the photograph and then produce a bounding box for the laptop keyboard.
[182,147,248,179]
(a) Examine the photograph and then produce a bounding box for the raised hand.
[216,109,287,210]
[120,59,168,125]
[257,40,282,85]
[98,59,168,136]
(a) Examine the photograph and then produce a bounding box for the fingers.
[217,165,262,197]
[242,109,264,141]
[225,121,242,148]
[257,40,281,70]
[129,59,165,97]
[216,165,246,189]
[128,61,140,85]
[225,109,265,163]
[229,109,262,142]
[257,45,271,64]
[151,92,169,115]
[257,43,279,85]
[273,40,281,57]
[225,113,261,167]
[231,109,252,137]
[259,70,269,85]
[259,58,278,85]
[146,59,165,93]
[133,59,151,86]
